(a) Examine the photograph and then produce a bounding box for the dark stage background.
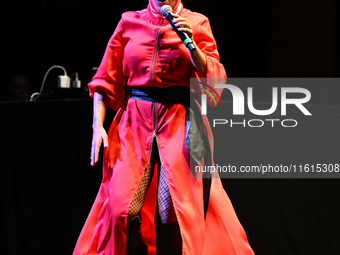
[1,0,340,254]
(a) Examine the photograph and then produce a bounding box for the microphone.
[160,5,196,52]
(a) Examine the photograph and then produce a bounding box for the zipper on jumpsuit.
[150,19,171,218]
[149,17,164,160]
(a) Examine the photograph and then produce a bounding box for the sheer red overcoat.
[73,2,254,254]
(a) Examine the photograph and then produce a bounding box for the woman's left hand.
[171,13,194,39]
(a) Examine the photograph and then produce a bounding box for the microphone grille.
[160,5,172,17]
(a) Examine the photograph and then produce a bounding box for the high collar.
[147,1,183,25]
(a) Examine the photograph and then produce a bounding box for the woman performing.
[73,0,254,254]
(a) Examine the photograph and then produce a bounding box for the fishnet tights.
[127,161,154,221]
[157,164,177,223]
[127,146,177,223]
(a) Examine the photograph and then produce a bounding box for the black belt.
[130,86,190,103]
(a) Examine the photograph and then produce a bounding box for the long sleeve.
[195,18,226,80]
[192,17,226,107]
[88,17,128,111]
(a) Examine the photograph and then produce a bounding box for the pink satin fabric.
[73,1,254,254]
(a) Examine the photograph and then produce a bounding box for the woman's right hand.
[91,125,108,166]
[91,91,109,166]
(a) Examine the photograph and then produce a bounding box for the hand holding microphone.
[160,5,196,52]
[171,13,193,39]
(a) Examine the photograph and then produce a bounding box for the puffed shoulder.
[181,8,210,25]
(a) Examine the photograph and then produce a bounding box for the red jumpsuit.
[73,1,254,254]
